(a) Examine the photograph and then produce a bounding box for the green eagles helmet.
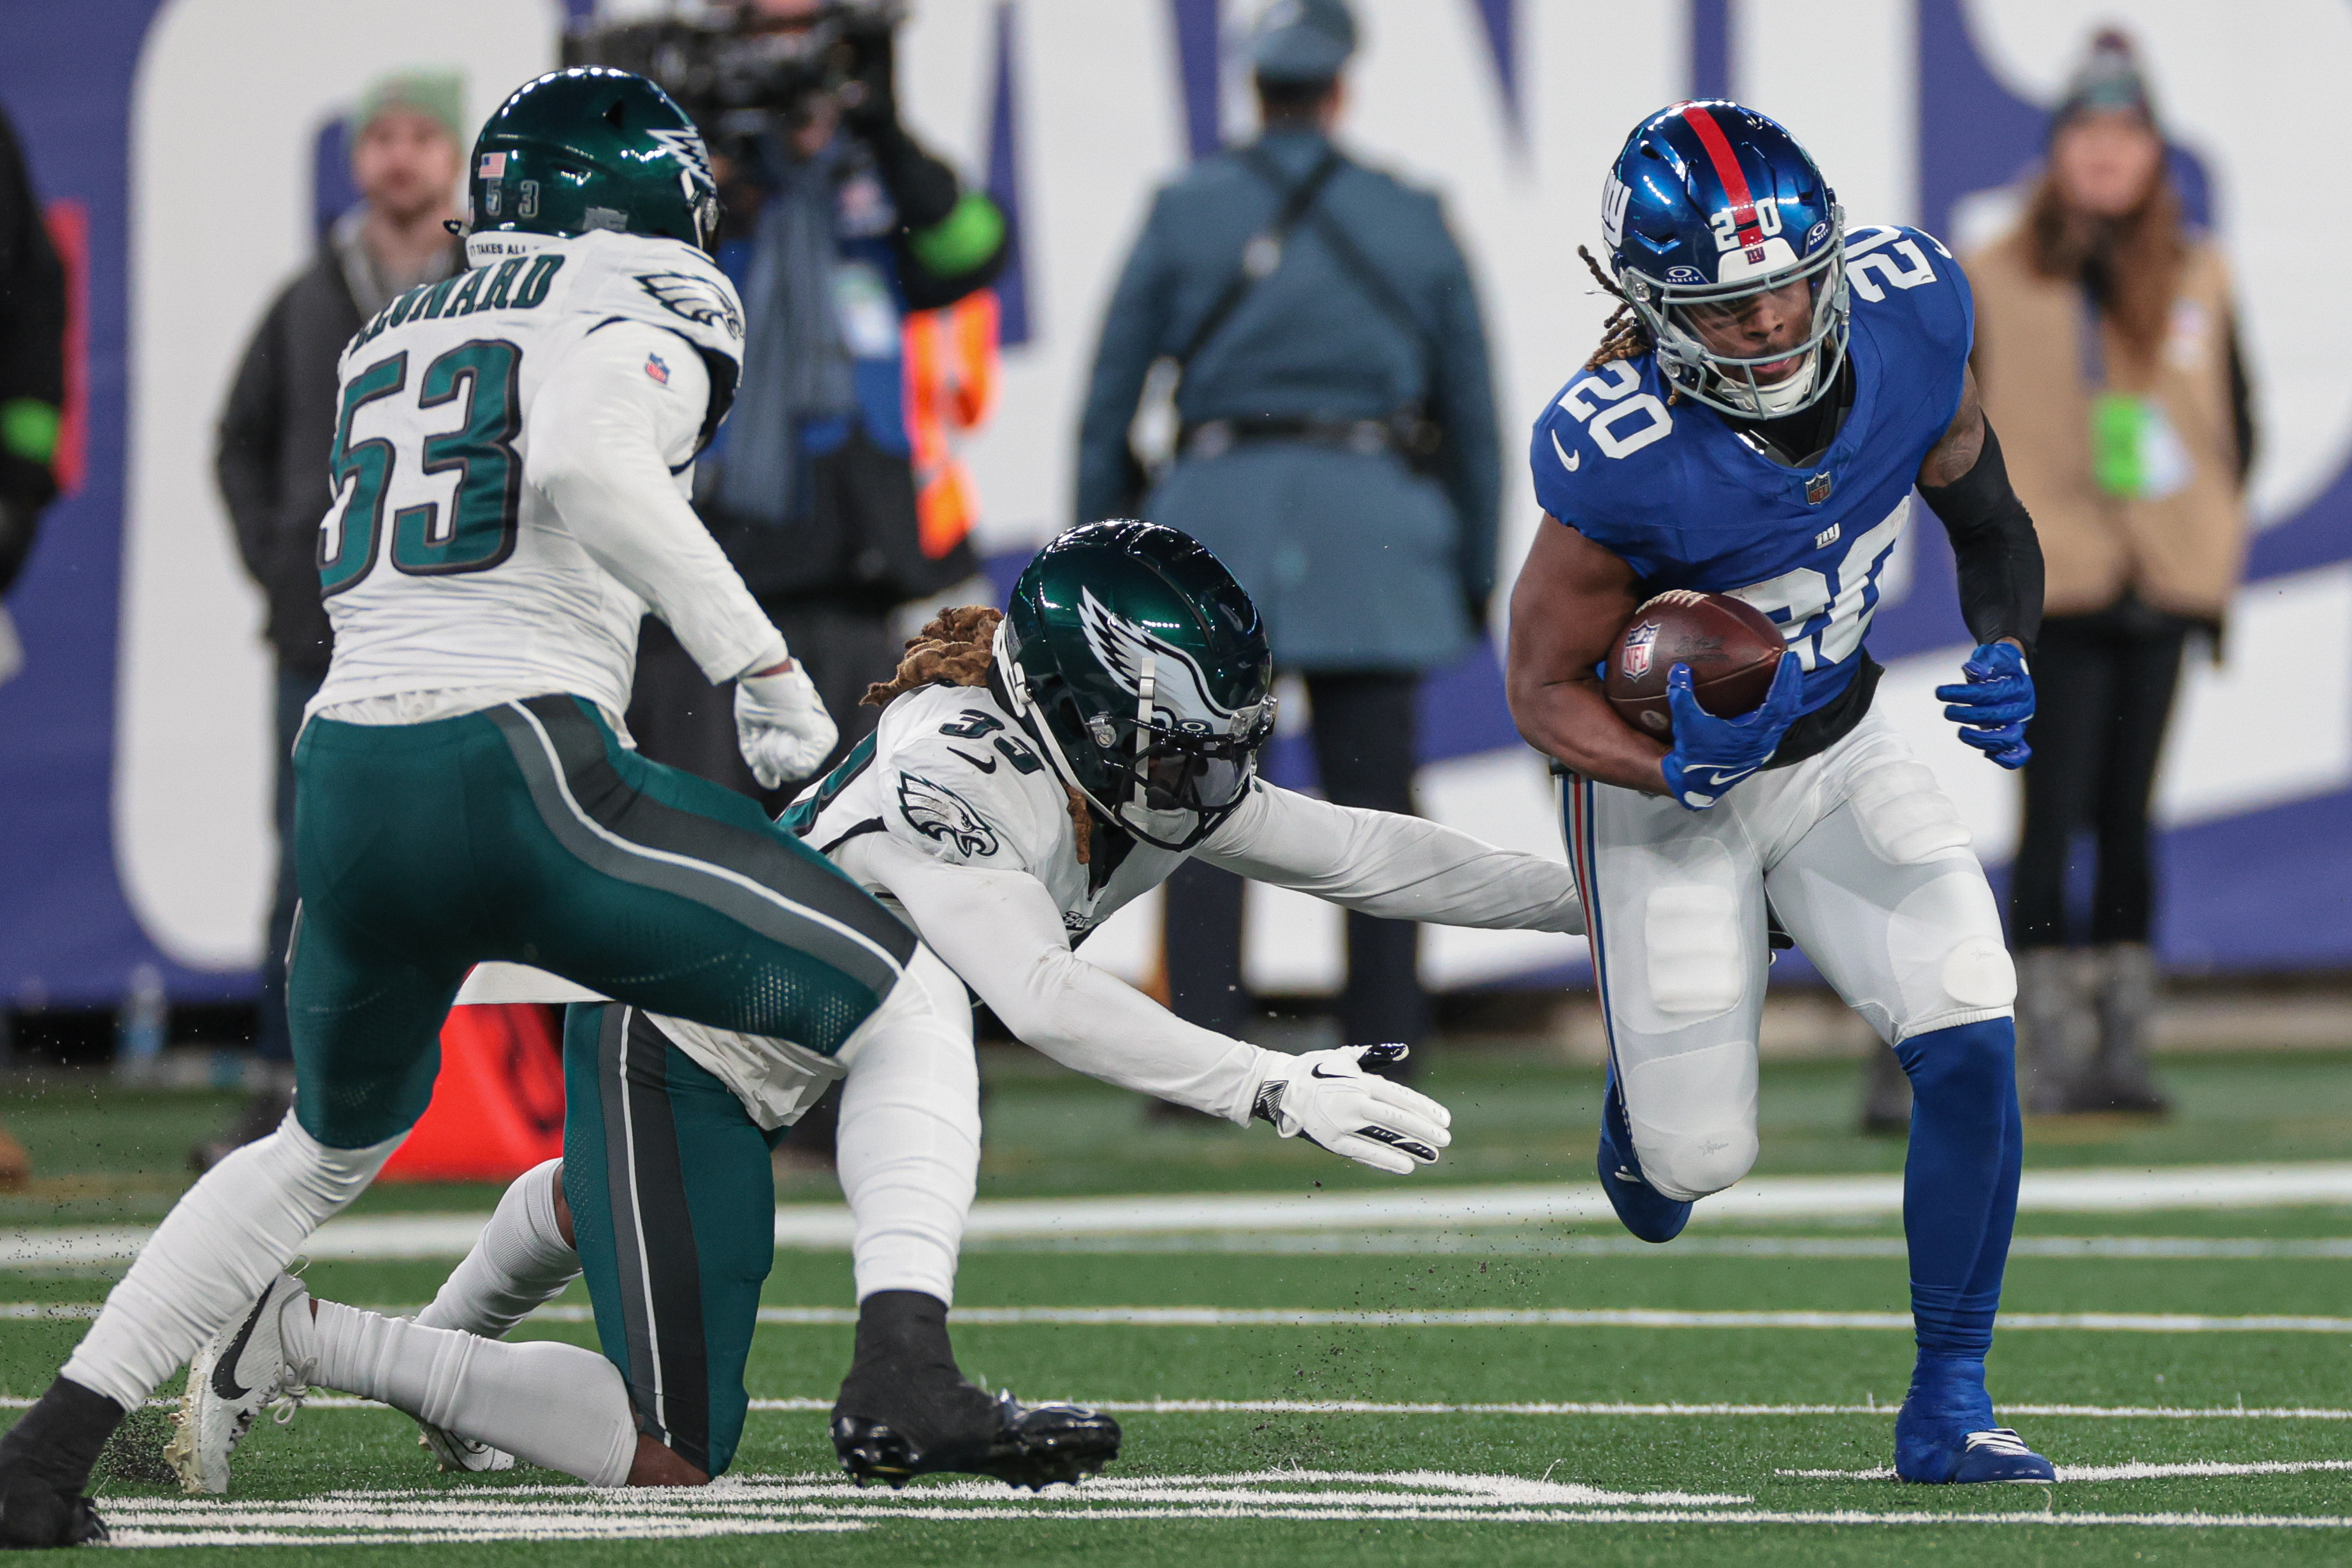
[470,67,720,252]
[996,520,1276,852]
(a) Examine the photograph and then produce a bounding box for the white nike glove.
[1249,1044,1452,1175]
[734,662,838,789]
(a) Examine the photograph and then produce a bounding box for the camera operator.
[576,1,1006,801]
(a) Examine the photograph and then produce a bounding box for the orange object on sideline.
[903,289,1000,562]
[377,1004,565,1183]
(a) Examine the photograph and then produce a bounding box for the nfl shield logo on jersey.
[1622,620,1660,679]
[1806,470,1834,505]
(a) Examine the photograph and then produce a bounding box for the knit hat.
[354,68,467,145]
[2052,30,2156,135]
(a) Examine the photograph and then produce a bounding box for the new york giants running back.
[1506,102,2051,1484]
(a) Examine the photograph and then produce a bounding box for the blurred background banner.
[1,0,2346,1007]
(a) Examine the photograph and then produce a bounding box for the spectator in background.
[1075,0,1499,1088]
[1970,33,2249,1118]
[0,99,66,687]
[628,0,1005,804]
[207,69,466,1168]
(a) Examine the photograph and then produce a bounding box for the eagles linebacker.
[184,521,1588,1493]
[1506,103,2051,1483]
[0,69,1066,1541]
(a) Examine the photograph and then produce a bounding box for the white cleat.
[417,1420,515,1474]
[166,1272,314,1495]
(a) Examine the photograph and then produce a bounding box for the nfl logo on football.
[1622,620,1660,679]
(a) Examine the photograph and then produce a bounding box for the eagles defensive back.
[0,69,1057,1543]
[1506,102,2051,1484]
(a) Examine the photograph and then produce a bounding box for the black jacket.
[215,249,367,673]
[0,105,65,595]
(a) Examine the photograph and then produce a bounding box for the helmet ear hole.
[604,99,626,131]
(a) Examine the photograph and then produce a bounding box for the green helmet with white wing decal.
[469,67,722,252]
[996,520,1276,852]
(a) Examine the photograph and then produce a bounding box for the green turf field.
[0,1043,2346,1562]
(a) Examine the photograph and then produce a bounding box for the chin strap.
[1131,651,1156,811]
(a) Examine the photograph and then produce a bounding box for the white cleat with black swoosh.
[167,1272,314,1495]
[416,1420,515,1474]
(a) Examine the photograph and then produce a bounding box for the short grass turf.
[4,1231,2348,1564]
[0,1047,2346,1561]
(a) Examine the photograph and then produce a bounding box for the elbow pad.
[1918,418,2044,654]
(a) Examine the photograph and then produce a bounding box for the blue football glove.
[1936,641,2034,769]
[1660,652,1804,810]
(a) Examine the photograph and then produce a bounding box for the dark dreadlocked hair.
[1578,243,1679,405]
[861,604,1002,707]
[859,603,1098,866]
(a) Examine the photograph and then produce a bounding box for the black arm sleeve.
[1916,416,2044,654]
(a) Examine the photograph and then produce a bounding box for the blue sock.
[1894,1019,2021,1365]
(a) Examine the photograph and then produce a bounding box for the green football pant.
[563,1002,785,1477]
[287,694,916,1149]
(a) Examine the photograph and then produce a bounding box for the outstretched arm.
[862,835,1448,1172]
[1503,518,1671,794]
[1194,781,1583,935]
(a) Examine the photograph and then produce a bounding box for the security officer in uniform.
[1075,0,1499,1082]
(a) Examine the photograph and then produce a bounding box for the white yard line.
[87,1470,2352,1544]
[7,1302,2349,1332]
[8,1163,2350,1265]
[580,1303,2352,1332]
[1782,1458,2352,1483]
[994,1233,2352,1259]
[42,1395,2352,1421]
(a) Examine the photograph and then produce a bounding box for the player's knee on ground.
[1621,1042,1759,1201]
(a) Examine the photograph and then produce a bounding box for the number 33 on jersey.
[1529,224,1971,721]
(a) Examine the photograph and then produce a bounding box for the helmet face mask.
[1630,225,1848,418]
[995,524,1275,854]
[1604,101,1849,421]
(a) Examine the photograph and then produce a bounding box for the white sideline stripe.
[588,1303,2352,1333]
[998,1233,2352,1259]
[1782,1459,2352,1483]
[8,1161,2351,1266]
[48,1395,2352,1423]
[5,1302,2349,1333]
[85,1472,2352,1542]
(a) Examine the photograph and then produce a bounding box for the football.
[1604,590,1788,741]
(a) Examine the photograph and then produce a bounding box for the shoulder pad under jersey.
[560,231,747,376]
[875,685,1065,873]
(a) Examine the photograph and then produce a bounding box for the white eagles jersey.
[308,229,754,720]
[788,681,1192,941]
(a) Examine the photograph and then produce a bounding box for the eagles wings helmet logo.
[1078,588,1257,733]
[897,774,999,859]
[646,126,713,184]
[634,271,744,340]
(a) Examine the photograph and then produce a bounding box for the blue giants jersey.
[1529,224,1973,717]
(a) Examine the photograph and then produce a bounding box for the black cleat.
[832,1390,1121,1492]
[0,1472,107,1550]
[0,1380,123,1549]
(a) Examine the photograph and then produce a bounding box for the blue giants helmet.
[1602,101,1847,419]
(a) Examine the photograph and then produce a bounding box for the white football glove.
[734,663,838,789]
[1250,1044,1452,1175]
